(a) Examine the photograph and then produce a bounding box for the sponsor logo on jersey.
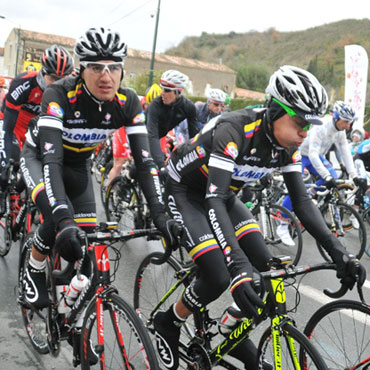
[292,150,301,163]
[23,103,41,114]
[47,102,64,119]
[233,164,274,182]
[66,119,87,124]
[150,168,158,175]
[208,183,217,193]
[74,111,81,118]
[199,233,213,242]
[133,112,145,124]
[196,145,206,158]
[10,81,30,101]
[224,142,238,159]
[208,208,227,250]
[62,128,113,145]
[223,246,231,256]
[250,148,257,155]
[175,149,200,171]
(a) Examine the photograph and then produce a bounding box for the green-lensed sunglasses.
[272,98,311,131]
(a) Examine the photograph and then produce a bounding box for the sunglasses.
[272,98,311,131]
[162,87,173,93]
[80,61,124,75]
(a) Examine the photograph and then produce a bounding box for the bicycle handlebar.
[52,227,161,279]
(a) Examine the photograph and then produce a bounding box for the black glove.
[55,219,85,262]
[154,214,184,247]
[353,177,367,191]
[339,162,347,175]
[158,167,168,185]
[335,254,366,290]
[324,176,337,189]
[229,264,265,320]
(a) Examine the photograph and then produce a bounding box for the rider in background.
[195,88,226,129]
[153,66,366,369]
[0,76,8,108]
[0,45,74,214]
[146,70,198,169]
[278,101,363,245]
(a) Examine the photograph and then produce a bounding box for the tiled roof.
[234,87,265,101]
[16,28,235,74]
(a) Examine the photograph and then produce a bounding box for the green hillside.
[165,19,370,102]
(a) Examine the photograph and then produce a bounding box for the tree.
[123,70,163,96]
[236,64,270,92]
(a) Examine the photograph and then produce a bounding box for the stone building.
[3,28,236,97]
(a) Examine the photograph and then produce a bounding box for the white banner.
[345,45,368,129]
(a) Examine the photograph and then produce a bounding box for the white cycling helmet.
[207,88,226,104]
[74,27,127,61]
[160,70,188,91]
[266,65,328,124]
[331,100,356,123]
[351,128,365,142]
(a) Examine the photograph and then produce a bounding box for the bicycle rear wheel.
[258,322,328,369]
[17,233,49,354]
[255,204,303,265]
[303,299,370,370]
[316,202,366,261]
[105,175,145,230]
[80,292,158,369]
[0,212,12,257]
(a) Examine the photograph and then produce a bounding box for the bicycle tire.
[316,201,366,261]
[255,203,303,265]
[80,292,159,369]
[303,299,370,370]
[18,232,49,354]
[105,175,145,230]
[361,205,370,257]
[133,252,196,369]
[0,209,12,257]
[99,159,113,205]
[258,322,328,369]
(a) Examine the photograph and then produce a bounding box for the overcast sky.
[1,0,368,53]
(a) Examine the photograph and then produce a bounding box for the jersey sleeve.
[308,127,331,179]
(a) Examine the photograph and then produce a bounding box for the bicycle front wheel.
[255,204,303,265]
[80,292,158,369]
[0,213,12,257]
[361,205,370,257]
[258,322,328,369]
[304,299,370,370]
[316,202,366,261]
[18,233,49,354]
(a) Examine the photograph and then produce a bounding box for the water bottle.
[218,302,244,336]
[57,274,88,314]
[364,194,370,208]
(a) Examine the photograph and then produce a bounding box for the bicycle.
[303,278,370,369]
[311,180,366,261]
[241,180,303,265]
[133,244,342,369]
[18,221,161,369]
[104,160,153,231]
[0,159,41,257]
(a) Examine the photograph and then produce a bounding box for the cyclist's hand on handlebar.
[56,219,85,262]
[335,254,366,290]
[230,267,265,320]
[154,214,184,248]
[353,176,367,191]
[324,176,337,189]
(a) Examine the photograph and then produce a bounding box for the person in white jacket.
[278,101,362,245]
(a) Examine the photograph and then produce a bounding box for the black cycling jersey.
[24,75,164,228]
[167,108,344,278]
[146,94,198,167]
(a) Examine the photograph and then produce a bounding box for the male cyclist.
[279,101,363,244]
[20,27,180,365]
[0,45,74,214]
[146,70,198,168]
[196,88,226,129]
[154,66,366,370]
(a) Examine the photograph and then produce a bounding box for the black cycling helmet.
[41,45,74,77]
[74,27,128,62]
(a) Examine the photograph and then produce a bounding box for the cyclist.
[221,92,231,112]
[0,45,74,214]
[19,27,180,364]
[279,100,363,243]
[146,70,198,169]
[196,88,226,129]
[153,65,366,370]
